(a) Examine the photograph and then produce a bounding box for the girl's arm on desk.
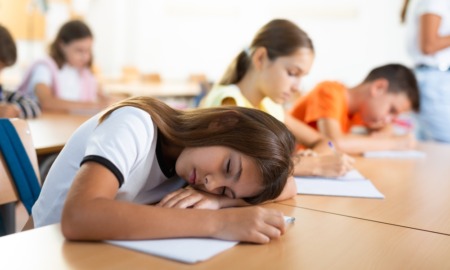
[61,162,286,244]
[157,176,297,209]
[35,83,111,114]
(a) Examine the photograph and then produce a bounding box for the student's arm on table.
[35,83,110,113]
[62,162,285,244]
[317,118,416,155]
[284,113,324,149]
[158,176,298,209]
[285,113,354,177]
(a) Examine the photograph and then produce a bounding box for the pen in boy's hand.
[328,141,338,155]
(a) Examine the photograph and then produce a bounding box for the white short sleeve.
[28,64,53,96]
[84,107,156,184]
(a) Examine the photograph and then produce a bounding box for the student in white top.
[201,19,354,177]
[30,97,296,244]
[402,0,450,142]
[16,20,112,114]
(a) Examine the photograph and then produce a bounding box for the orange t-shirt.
[290,81,363,133]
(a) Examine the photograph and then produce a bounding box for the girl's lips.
[189,169,196,185]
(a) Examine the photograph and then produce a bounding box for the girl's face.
[60,37,93,69]
[258,47,314,104]
[175,146,263,199]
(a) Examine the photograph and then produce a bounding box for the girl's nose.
[291,78,302,93]
[203,175,224,193]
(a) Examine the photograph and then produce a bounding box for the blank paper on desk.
[295,170,384,199]
[107,238,238,264]
[363,150,426,159]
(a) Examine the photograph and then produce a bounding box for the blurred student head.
[50,19,93,70]
[220,19,315,104]
[0,24,17,72]
[359,63,419,129]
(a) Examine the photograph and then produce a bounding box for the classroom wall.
[2,0,412,92]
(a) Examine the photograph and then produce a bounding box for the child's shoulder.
[315,80,346,90]
[311,80,347,96]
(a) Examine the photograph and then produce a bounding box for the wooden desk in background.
[281,142,450,235]
[102,81,202,98]
[1,203,449,269]
[27,113,90,156]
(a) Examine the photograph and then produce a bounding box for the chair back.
[0,119,40,235]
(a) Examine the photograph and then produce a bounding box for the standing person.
[31,97,296,244]
[402,0,450,142]
[15,19,112,114]
[0,24,41,118]
[201,19,354,177]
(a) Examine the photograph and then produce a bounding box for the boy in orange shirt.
[290,63,420,154]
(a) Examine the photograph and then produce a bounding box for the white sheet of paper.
[363,150,426,159]
[107,216,295,264]
[107,238,238,264]
[295,170,384,199]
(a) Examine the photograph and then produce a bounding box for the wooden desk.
[102,81,201,98]
[1,204,449,269]
[27,113,90,155]
[282,142,450,235]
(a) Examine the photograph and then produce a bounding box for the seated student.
[15,20,113,114]
[200,19,354,177]
[30,97,296,244]
[290,63,420,154]
[0,24,40,118]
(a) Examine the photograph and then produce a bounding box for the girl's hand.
[313,153,355,177]
[157,188,223,209]
[295,149,317,157]
[212,207,286,244]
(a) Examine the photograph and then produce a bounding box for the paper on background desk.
[107,216,295,264]
[363,150,426,159]
[295,170,384,199]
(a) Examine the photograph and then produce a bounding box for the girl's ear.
[370,78,389,97]
[251,47,268,71]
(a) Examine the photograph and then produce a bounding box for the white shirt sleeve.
[28,64,53,92]
[421,0,448,17]
[84,107,156,183]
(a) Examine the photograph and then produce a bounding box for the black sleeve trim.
[81,155,124,187]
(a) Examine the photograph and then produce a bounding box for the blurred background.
[0,0,411,92]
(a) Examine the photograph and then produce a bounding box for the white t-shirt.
[406,0,450,68]
[26,63,92,101]
[32,106,187,227]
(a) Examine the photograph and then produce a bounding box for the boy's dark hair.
[363,63,420,112]
[0,24,17,67]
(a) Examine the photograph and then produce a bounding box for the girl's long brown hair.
[100,97,295,204]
